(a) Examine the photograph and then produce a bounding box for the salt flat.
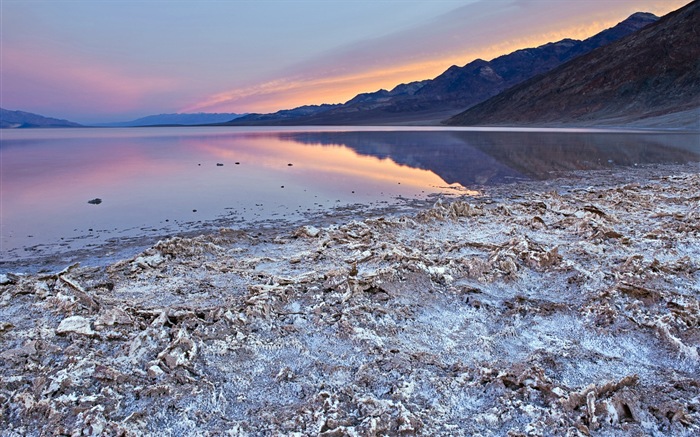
[1,165,699,436]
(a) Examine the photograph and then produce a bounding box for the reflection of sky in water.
[1,127,697,259]
[282,130,699,184]
[0,128,464,257]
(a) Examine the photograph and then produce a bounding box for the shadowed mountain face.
[95,113,246,127]
[280,130,700,186]
[0,108,82,129]
[227,12,657,126]
[447,2,700,127]
[223,104,342,124]
[409,12,659,111]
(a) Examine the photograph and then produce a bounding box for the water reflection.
[1,127,698,259]
[0,128,461,258]
[283,130,699,185]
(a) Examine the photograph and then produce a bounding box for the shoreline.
[1,163,699,435]
[0,196,446,276]
[2,161,697,275]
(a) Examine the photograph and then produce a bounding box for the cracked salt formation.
[0,171,698,435]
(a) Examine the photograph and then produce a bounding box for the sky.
[0,0,689,124]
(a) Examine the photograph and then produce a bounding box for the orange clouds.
[182,59,458,114]
[3,0,690,121]
[184,0,690,115]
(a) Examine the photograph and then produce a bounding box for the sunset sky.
[1,0,689,124]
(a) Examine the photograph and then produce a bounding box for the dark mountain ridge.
[0,108,82,129]
[446,2,699,127]
[226,11,657,126]
[227,104,342,124]
[343,80,429,106]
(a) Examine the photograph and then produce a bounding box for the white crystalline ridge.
[56,315,95,336]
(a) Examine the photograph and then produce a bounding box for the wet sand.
[1,163,699,436]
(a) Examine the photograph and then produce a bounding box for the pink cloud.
[1,43,181,121]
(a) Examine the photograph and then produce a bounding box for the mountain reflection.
[282,130,699,185]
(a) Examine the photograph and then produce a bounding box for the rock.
[56,316,95,336]
[87,198,102,205]
[0,340,38,362]
[95,308,132,327]
[0,273,19,285]
[132,253,164,269]
[157,330,197,370]
[147,364,165,378]
[295,225,321,238]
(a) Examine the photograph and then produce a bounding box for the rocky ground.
[1,167,699,436]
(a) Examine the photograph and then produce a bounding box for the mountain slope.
[446,2,700,127]
[96,112,246,127]
[0,108,82,128]
[230,104,341,124]
[227,12,657,126]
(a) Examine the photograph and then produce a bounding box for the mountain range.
[226,11,659,126]
[0,108,82,129]
[0,110,249,129]
[446,0,699,127]
[5,3,696,130]
[95,112,246,127]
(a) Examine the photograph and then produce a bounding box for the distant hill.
[226,11,657,126]
[0,108,82,128]
[446,1,700,128]
[96,112,246,127]
[230,104,341,124]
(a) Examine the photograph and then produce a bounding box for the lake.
[1,126,698,264]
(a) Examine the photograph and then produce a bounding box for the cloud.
[182,57,458,113]
[3,0,687,120]
[1,43,182,122]
[185,0,688,114]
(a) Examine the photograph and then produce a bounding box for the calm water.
[1,126,698,261]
